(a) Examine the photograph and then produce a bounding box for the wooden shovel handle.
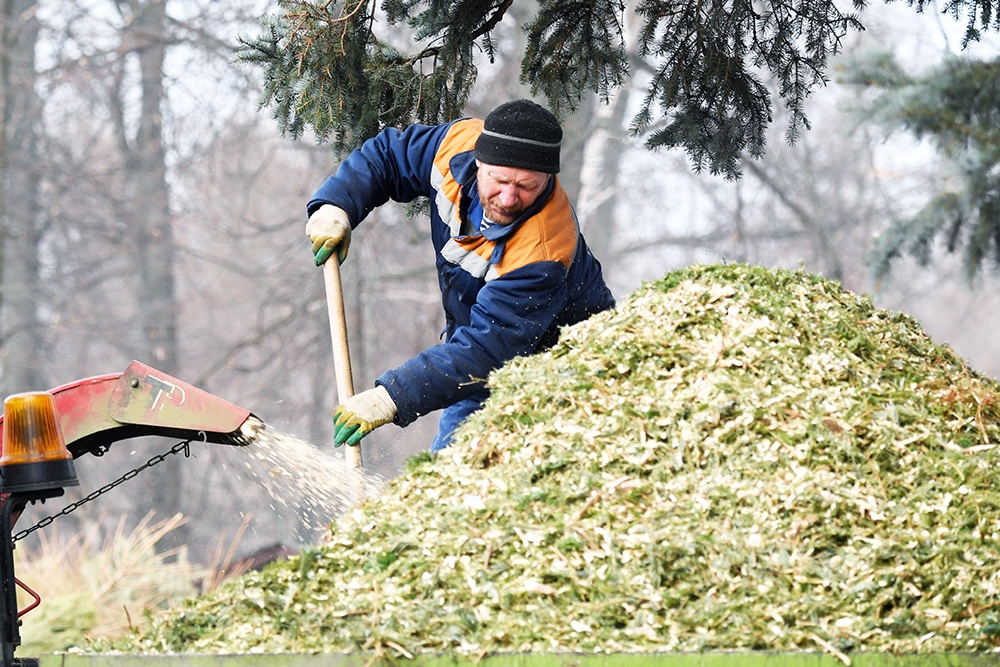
[323,259,362,470]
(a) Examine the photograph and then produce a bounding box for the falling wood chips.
[97,264,1000,659]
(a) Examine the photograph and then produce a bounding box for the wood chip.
[92,264,1000,658]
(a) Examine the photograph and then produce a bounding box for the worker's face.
[476,161,550,225]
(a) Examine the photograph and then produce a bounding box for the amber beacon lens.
[1,392,77,494]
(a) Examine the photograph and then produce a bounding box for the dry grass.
[14,511,267,657]
[14,513,200,656]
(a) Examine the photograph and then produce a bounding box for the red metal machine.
[0,360,261,667]
[3,360,259,457]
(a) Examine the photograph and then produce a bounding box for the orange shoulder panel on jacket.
[495,181,578,277]
[433,119,484,223]
[436,118,483,165]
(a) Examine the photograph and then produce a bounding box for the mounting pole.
[0,493,44,667]
[0,496,18,667]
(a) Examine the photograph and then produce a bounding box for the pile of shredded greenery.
[97,264,1000,659]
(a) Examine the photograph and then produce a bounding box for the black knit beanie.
[474,100,562,174]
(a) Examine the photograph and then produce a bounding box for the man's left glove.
[333,386,397,447]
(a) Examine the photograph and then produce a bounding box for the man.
[306,99,615,452]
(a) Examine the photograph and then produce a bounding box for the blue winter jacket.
[308,118,615,427]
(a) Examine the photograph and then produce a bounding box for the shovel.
[323,259,363,471]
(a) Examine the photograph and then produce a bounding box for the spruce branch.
[233,0,1000,183]
[844,52,1000,281]
[472,0,513,40]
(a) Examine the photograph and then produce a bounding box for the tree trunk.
[576,89,629,284]
[575,4,646,288]
[0,0,46,395]
[116,0,183,549]
[0,0,6,349]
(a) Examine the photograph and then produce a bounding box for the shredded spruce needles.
[99,264,1000,658]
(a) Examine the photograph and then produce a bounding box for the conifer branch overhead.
[234,0,1000,179]
[470,0,512,40]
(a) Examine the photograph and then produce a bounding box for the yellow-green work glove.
[333,386,397,447]
[306,204,352,266]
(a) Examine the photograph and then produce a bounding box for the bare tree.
[114,0,183,540]
[3,0,291,559]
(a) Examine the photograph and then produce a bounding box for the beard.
[478,184,524,225]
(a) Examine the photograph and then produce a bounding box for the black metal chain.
[11,434,205,543]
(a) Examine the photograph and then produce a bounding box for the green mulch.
[93,263,1000,660]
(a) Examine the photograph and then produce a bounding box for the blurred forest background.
[2,0,1000,573]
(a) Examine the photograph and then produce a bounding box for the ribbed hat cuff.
[474,132,561,173]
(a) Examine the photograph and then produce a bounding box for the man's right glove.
[333,386,397,447]
[306,204,352,266]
